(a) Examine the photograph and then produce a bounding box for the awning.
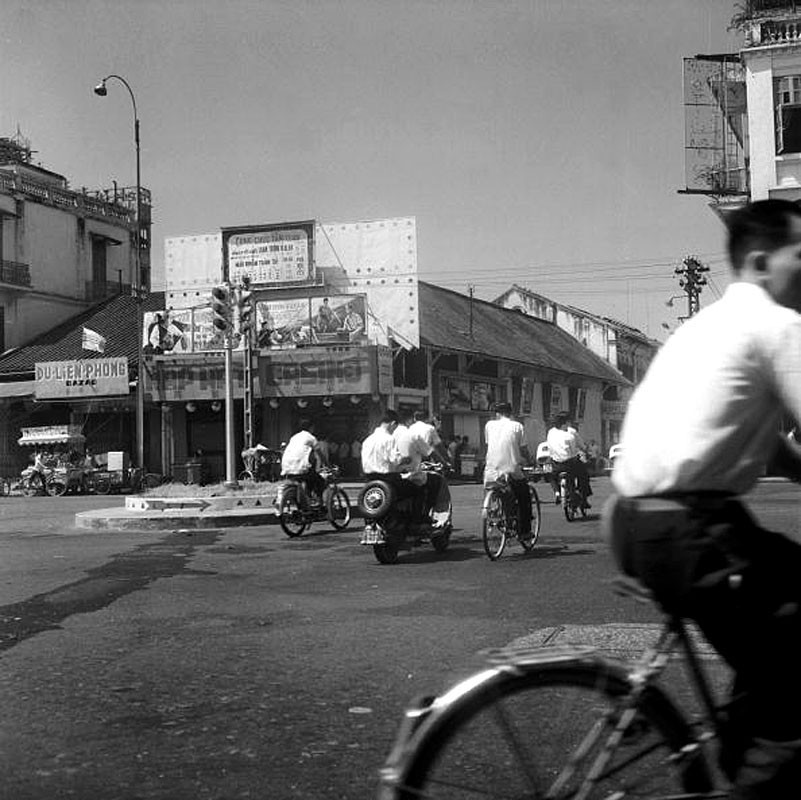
[0,380,34,398]
[18,424,85,446]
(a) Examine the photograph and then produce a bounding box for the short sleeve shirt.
[281,431,317,475]
[484,416,527,481]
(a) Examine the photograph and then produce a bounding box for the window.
[775,75,801,154]
[91,236,107,296]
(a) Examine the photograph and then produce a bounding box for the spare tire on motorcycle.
[358,480,396,519]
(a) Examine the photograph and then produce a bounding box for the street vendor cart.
[16,425,88,496]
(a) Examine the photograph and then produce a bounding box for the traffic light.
[211,285,233,333]
[236,277,254,336]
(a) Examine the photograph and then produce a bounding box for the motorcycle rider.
[280,419,328,507]
[395,410,451,522]
[546,412,592,508]
[360,410,412,496]
[483,402,534,538]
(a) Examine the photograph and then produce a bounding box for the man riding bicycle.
[280,419,328,507]
[603,199,801,799]
[483,402,533,538]
[546,412,592,508]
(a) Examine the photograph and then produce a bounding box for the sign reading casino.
[34,358,130,399]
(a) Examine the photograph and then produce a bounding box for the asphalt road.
[0,477,798,799]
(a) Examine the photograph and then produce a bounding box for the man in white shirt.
[280,419,327,504]
[360,410,411,490]
[546,412,592,507]
[483,402,533,537]
[604,199,801,799]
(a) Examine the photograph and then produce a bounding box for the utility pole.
[674,255,709,320]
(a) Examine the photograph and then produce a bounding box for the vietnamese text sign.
[258,348,375,396]
[223,221,315,287]
[34,358,129,399]
[145,358,247,402]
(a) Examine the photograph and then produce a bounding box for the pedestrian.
[603,199,801,798]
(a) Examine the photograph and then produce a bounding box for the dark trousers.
[551,456,592,498]
[605,493,801,794]
[508,477,532,535]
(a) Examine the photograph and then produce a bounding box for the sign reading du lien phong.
[34,358,130,399]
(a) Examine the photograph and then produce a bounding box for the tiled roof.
[419,282,628,385]
[0,291,165,377]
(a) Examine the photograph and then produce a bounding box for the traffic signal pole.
[237,277,255,452]
[212,284,239,489]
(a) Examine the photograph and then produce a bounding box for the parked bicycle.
[377,575,733,799]
[275,465,352,537]
[481,465,542,560]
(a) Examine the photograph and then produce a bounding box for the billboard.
[222,221,315,288]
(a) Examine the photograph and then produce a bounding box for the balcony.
[0,259,31,288]
[0,169,148,226]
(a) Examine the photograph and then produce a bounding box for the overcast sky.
[3,0,742,339]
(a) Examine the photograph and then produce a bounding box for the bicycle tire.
[326,487,352,530]
[519,486,541,551]
[482,488,508,561]
[386,660,714,800]
[278,493,307,537]
[238,469,254,483]
[46,477,68,497]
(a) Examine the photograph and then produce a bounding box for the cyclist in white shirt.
[546,412,592,507]
[604,199,801,799]
[483,402,533,537]
[280,419,327,505]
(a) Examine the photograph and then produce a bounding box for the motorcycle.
[358,462,453,565]
[274,465,352,537]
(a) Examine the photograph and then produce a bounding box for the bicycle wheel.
[519,486,541,551]
[387,660,714,800]
[482,488,508,561]
[326,487,352,530]
[46,476,68,497]
[278,492,307,537]
[94,476,112,495]
[238,469,254,483]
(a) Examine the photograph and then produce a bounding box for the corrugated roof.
[0,291,164,377]
[419,282,628,385]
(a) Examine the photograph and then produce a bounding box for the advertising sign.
[258,348,375,396]
[34,358,129,400]
[145,358,248,402]
[254,298,311,348]
[143,310,192,354]
[222,221,315,287]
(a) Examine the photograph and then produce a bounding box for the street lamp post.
[94,75,146,471]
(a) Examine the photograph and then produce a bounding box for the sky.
[2,0,743,340]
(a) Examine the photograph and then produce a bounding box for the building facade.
[492,284,658,449]
[0,134,151,354]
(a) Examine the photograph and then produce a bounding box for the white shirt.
[394,424,432,485]
[484,416,527,481]
[281,430,317,475]
[546,427,583,462]
[361,426,405,474]
[409,420,441,452]
[613,282,801,497]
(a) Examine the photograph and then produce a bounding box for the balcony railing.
[0,259,31,288]
[745,17,801,46]
[0,170,147,225]
[85,280,132,302]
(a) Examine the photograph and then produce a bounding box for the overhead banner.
[222,221,315,288]
[34,358,129,399]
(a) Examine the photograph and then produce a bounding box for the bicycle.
[377,575,732,799]
[481,466,542,560]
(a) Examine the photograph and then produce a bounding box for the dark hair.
[381,409,400,425]
[298,418,315,433]
[553,411,570,426]
[727,199,801,273]
[413,410,427,422]
[493,401,512,415]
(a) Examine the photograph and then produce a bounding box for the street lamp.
[94,75,146,471]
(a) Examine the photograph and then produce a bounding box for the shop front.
[145,344,393,482]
